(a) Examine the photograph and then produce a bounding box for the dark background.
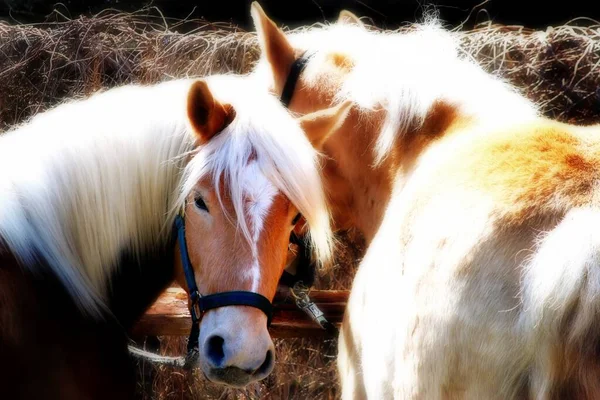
[1,0,599,30]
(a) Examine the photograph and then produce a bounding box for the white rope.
[127,345,190,369]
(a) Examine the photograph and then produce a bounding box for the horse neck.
[0,81,195,315]
[323,107,462,243]
[324,91,537,245]
[323,109,399,243]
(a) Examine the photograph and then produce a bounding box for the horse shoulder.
[416,118,600,224]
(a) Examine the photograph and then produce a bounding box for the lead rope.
[127,300,199,370]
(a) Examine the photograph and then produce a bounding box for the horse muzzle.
[199,306,275,387]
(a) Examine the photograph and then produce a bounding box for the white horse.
[250,3,600,398]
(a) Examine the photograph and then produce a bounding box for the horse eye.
[292,213,302,226]
[194,196,209,212]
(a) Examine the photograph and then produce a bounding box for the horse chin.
[203,365,271,388]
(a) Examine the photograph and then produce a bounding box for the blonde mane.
[282,19,540,164]
[178,76,333,269]
[0,80,194,315]
[0,75,332,316]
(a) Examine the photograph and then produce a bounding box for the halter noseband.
[176,52,312,328]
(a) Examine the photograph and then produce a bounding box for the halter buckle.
[291,282,328,329]
[189,290,202,323]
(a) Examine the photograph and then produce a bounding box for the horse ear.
[337,10,364,27]
[187,80,235,144]
[251,1,296,96]
[298,100,353,149]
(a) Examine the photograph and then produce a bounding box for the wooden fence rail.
[131,287,349,338]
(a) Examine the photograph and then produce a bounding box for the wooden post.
[130,287,349,338]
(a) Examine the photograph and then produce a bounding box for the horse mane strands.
[0,79,197,316]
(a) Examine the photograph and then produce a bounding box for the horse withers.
[0,73,347,397]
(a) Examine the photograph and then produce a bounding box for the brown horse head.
[173,77,349,387]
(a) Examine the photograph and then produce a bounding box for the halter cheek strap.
[280,53,311,108]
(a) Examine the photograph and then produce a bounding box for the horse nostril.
[206,335,225,366]
[255,349,274,376]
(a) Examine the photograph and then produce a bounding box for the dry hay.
[459,20,600,124]
[1,9,600,399]
[0,11,259,130]
[2,12,600,131]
